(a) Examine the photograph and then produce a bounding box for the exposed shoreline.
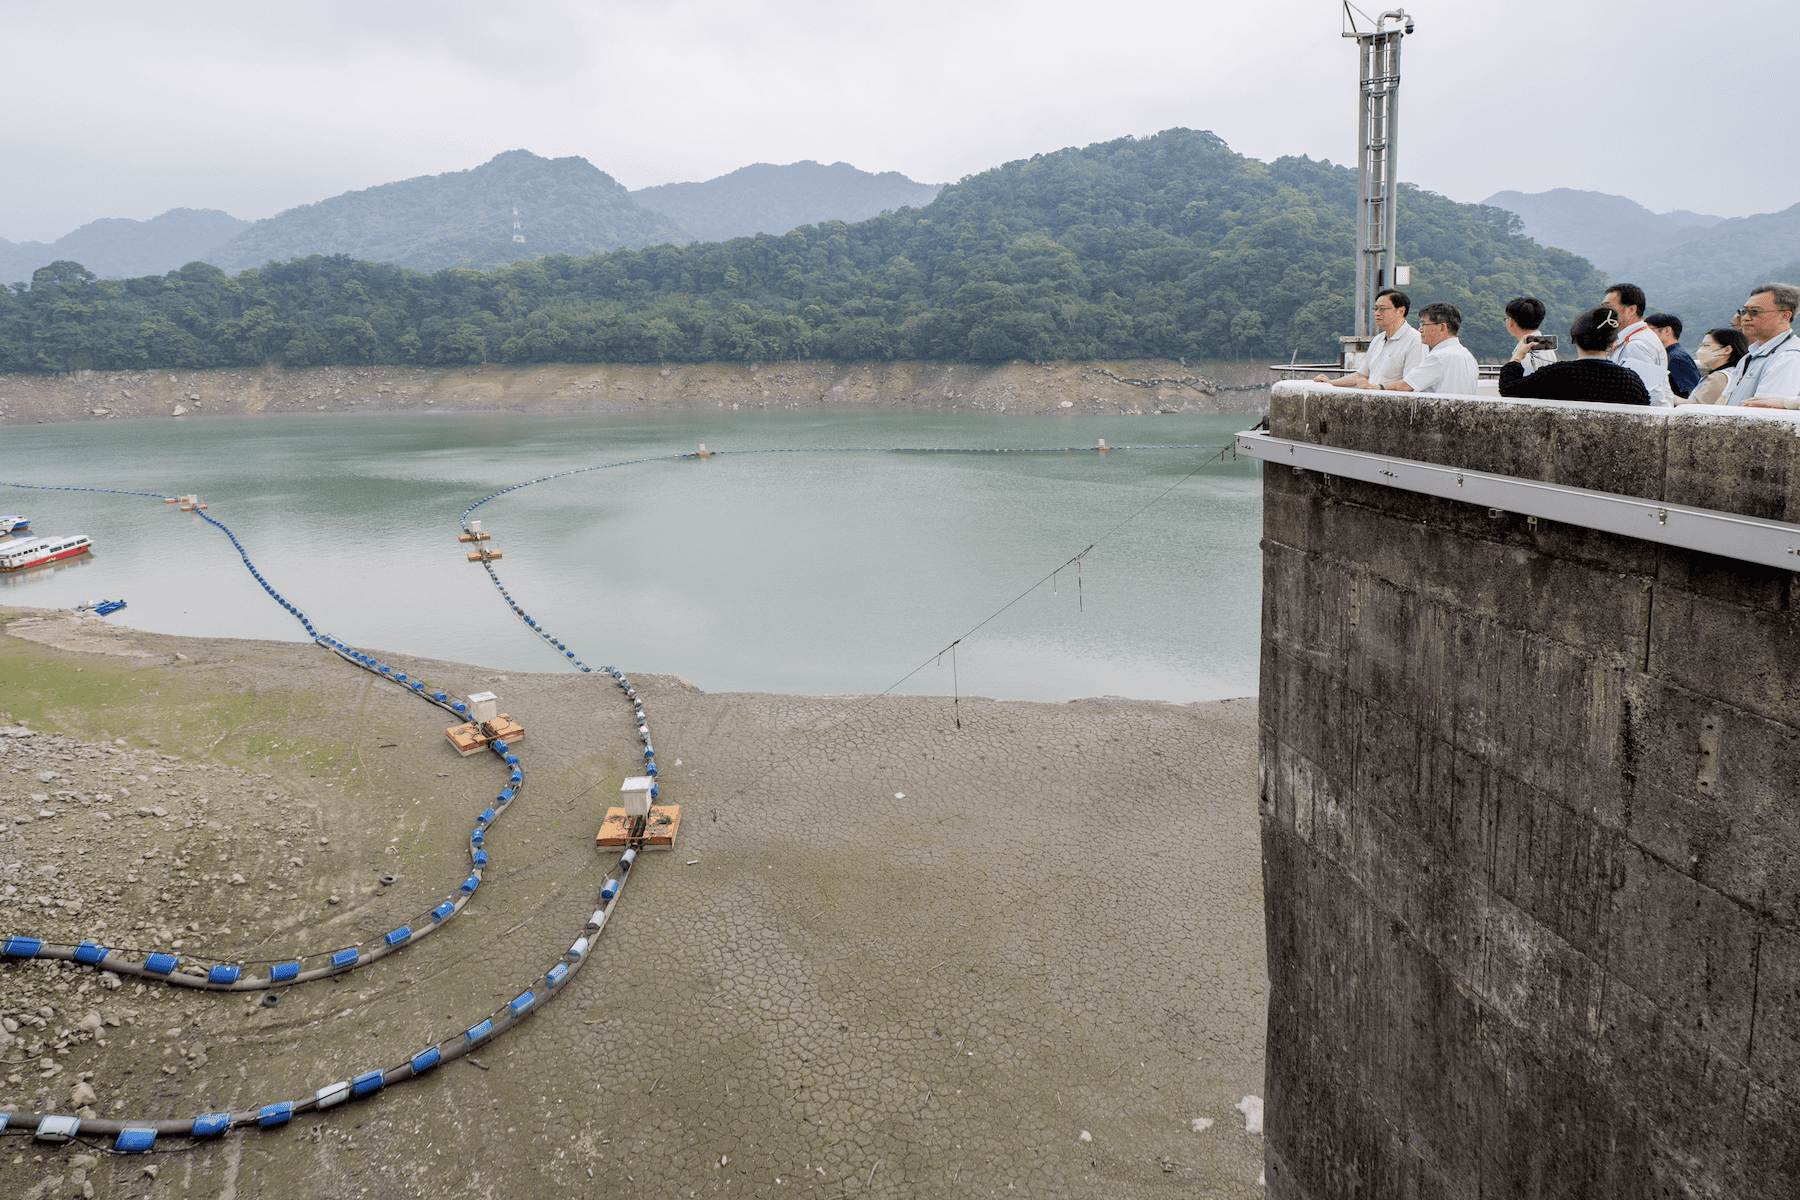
[0,357,1274,428]
[0,606,1266,1197]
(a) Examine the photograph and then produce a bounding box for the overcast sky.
[1,0,1787,244]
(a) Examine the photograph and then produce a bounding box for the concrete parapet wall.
[1256,382,1800,1198]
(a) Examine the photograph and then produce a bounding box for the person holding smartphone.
[1504,297,1559,375]
[1498,307,1650,404]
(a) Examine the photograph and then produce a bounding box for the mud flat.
[0,606,1265,1198]
[0,358,1274,428]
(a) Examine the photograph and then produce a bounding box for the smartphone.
[1526,334,1558,350]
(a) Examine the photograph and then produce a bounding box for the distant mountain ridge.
[1612,203,1800,306]
[630,161,941,243]
[0,208,249,284]
[1482,188,1722,274]
[199,150,690,273]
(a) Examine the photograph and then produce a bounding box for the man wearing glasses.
[1726,284,1800,409]
[1602,283,1673,407]
[1315,288,1422,388]
[1363,302,1478,394]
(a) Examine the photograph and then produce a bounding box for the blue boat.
[0,515,28,536]
[94,600,127,616]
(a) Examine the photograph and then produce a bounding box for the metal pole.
[1382,31,1401,301]
[1353,36,1371,339]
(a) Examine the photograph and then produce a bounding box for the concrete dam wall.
[1252,383,1799,1198]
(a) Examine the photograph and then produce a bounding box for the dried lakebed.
[0,607,1266,1198]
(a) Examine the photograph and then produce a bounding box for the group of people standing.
[1313,282,1800,409]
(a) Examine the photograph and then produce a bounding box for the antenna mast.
[1344,5,1413,339]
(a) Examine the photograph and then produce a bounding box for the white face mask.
[1695,343,1723,369]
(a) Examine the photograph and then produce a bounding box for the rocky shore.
[0,358,1273,428]
[0,606,1266,1198]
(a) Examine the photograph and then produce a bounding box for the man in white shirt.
[1504,296,1558,375]
[1729,283,1800,409]
[1315,288,1424,388]
[1364,302,1479,394]
[1602,283,1673,407]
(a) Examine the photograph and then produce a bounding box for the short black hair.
[1645,313,1683,340]
[1571,306,1622,353]
[1505,297,1546,329]
[1605,283,1648,315]
[1418,302,1461,335]
[1376,288,1411,317]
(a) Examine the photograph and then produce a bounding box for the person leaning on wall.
[1504,296,1559,375]
[1498,307,1650,404]
[1677,328,1749,405]
[1360,302,1479,394]
[1722,283,1800,409]
[1315,288,1423,388]
[1602,283,1674,406]
[1645,314,1699,399]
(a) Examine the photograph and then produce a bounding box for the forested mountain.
[0,128,1605,373]
[1611,202,1800,306]
[630,162,941,242]
[200,150,689,273]
[0,208,249,285]
[1482,188,1721,275]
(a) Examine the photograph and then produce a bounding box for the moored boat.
[0,534,92,571]
[0,515,29,536]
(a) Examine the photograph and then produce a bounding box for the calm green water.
[0,411,1263,702]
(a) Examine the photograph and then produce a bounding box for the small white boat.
[0,534,92,571]
[0,515,29,536]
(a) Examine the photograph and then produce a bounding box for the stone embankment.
[0,358,1273,427]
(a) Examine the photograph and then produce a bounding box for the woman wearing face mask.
[1679,328,1751,405]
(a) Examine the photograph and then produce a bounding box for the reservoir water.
[1,411,1263,702]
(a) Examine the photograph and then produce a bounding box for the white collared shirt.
[1513,336,1558,376]
[1610,320,1673,406]
[1402,336,1480,395]
[1364,322,1424,387]
[1723,327,1800,406]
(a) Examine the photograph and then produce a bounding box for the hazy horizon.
[4,0,1791,245]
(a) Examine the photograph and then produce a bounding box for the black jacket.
[1498,358,1651,405]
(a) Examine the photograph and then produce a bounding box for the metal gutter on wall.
[1235,429,1800,572]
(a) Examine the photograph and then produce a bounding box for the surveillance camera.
[1405,19,1415,33]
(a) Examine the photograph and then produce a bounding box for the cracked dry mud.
[0,606,1265,1198]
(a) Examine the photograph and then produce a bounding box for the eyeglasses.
[1419,320,1445,328]
[1738,306,1794,318]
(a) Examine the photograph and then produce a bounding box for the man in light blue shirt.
[1728,283,1800,409]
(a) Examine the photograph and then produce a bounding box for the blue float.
[411,1046,441,1074]
[352,1070,385,1097]
[191,1113,232,1137]
[269,961,300,982]
[144,952,178,974]
[330,948,360,969]
[208,965,241,984]
[115,1127,157,1153]
[384,926,411,948]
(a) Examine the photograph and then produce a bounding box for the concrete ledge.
[1259,385,1800,1199]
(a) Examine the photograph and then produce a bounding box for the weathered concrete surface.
[1257,383,1800,1199]
[0,607,1267,1197]
[0,357,1273,428]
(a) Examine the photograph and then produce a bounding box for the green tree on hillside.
[0,130,1607,374]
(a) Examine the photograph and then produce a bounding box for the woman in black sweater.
[1498,307,1651,405]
